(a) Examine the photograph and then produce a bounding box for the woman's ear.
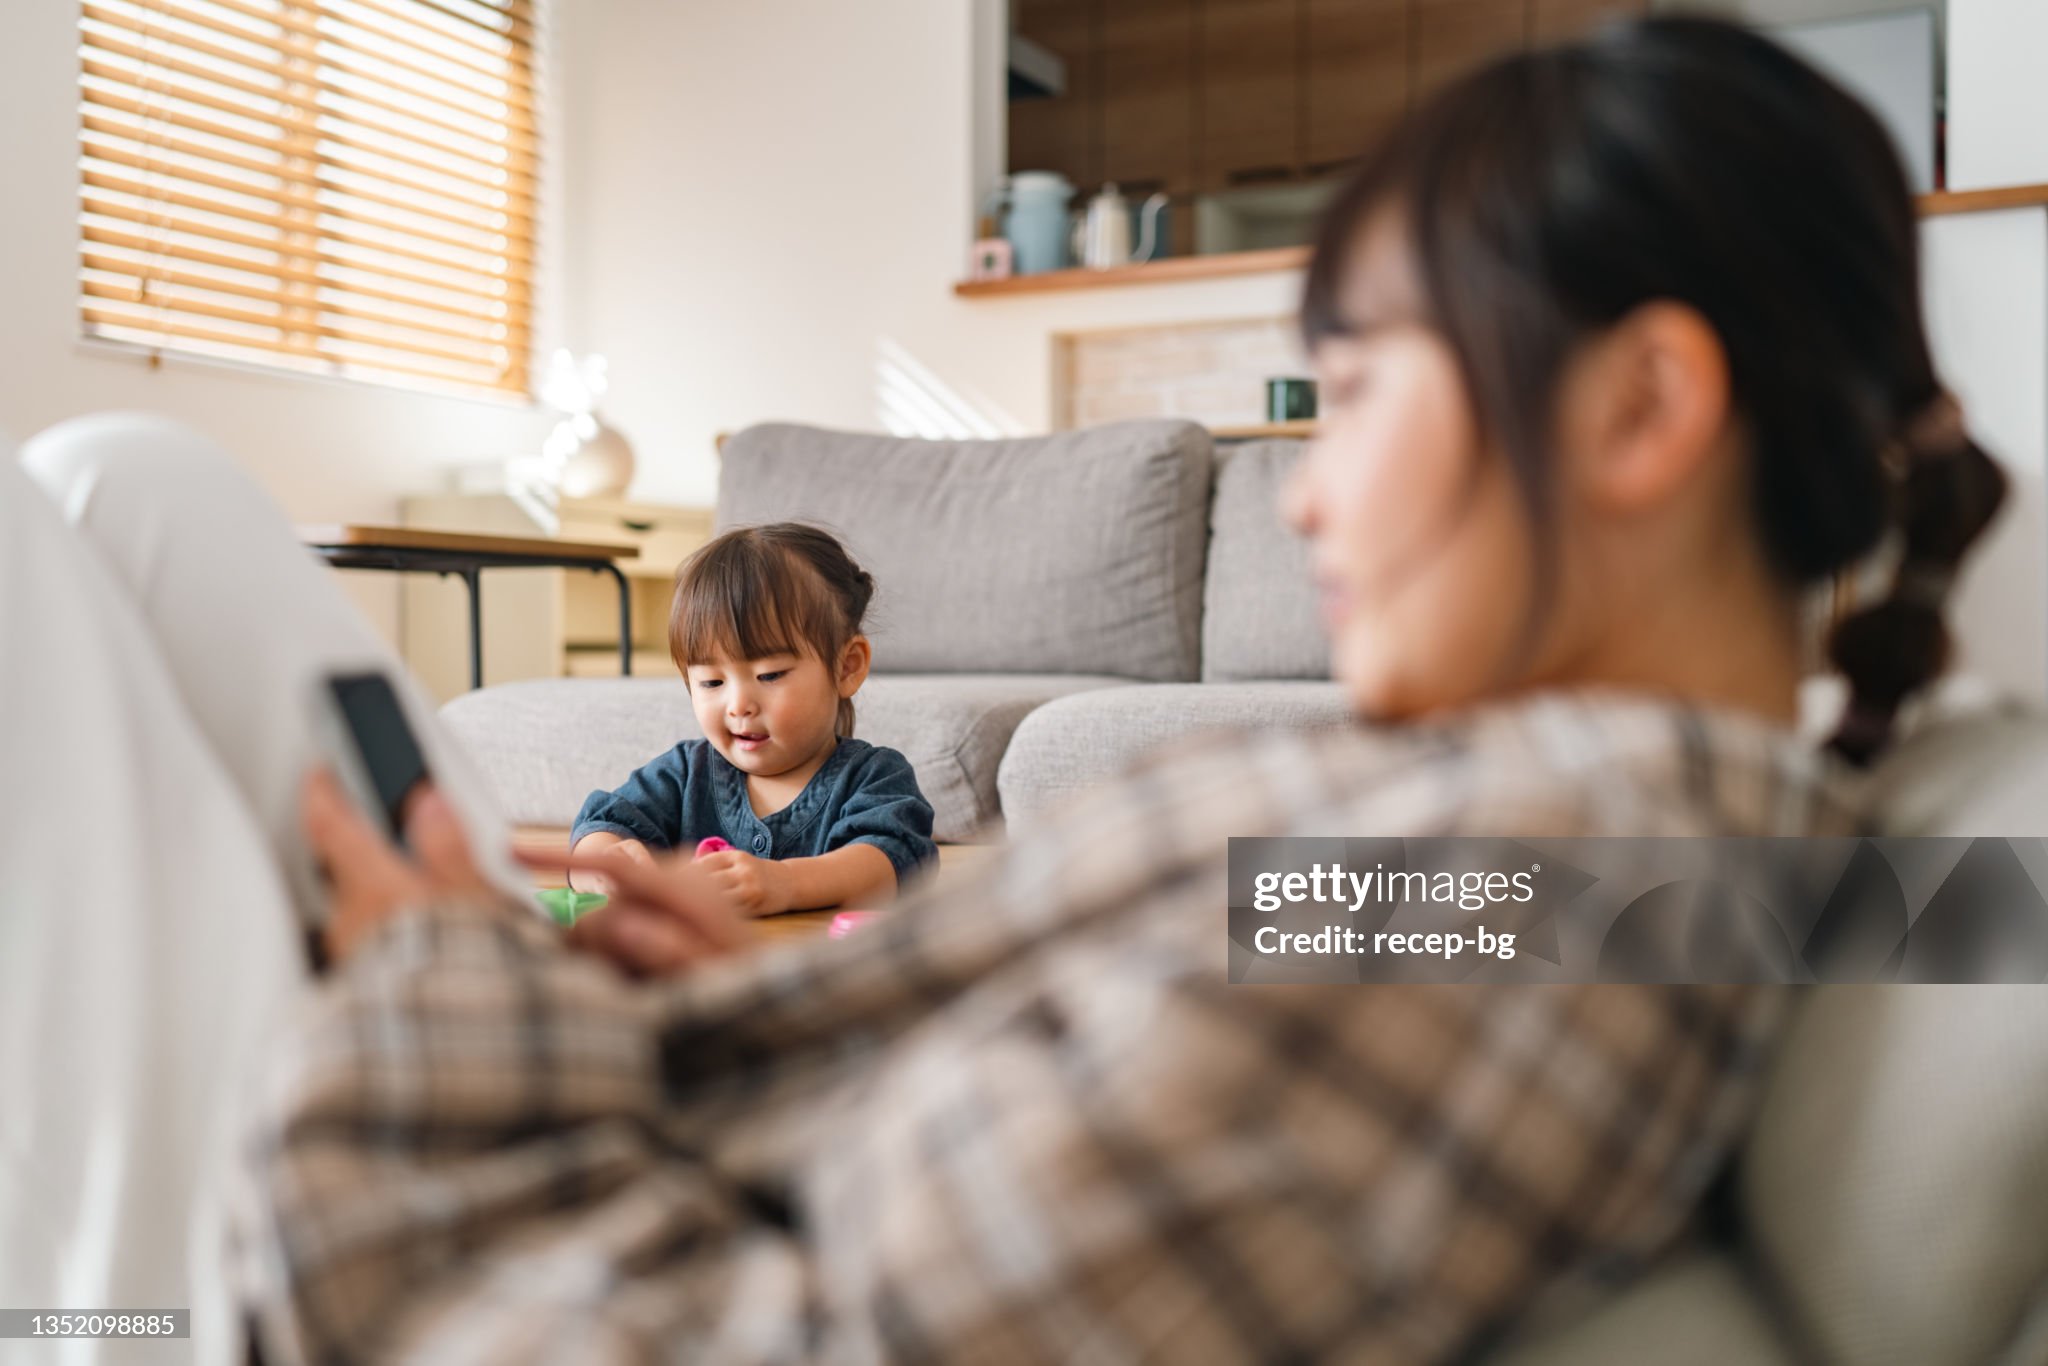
[837,635,872,696]
[1566,300,1733,514]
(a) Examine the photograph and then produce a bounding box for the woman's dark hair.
[1300,15,2005,763]
[669,522,876,737]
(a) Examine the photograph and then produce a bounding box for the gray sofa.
[443,420,1352,840]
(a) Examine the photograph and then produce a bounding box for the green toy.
[536,887,607,928]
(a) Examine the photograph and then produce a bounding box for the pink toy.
[694,836,732,858]
[828,910,885,939]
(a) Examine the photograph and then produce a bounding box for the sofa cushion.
[996,681,1353,833]
[717,421,1213,681]
[1861,703,2048,836]
[1202,439,1329,681]
[1731,710,2048,1366]
[440,674,1134,844]
[1488,1253,1796,1366]
[1741,987,2048,1366]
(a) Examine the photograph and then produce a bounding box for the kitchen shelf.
[955,184,2048,299]
[955,245,1309,297]
[1918,182,2048,216]
[1211,420,1318,440]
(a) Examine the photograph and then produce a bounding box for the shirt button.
[754,835,770,854]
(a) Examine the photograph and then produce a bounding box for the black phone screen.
[328,672,429,839]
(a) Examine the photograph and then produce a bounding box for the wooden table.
[514,830,1006,946]
[513,827,852,943]
[302,524,639,690]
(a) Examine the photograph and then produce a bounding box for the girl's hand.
[302,769,495,966]
[692,848,793,918]
[524,844,756,977]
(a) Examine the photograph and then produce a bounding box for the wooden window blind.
[78,0,539,397]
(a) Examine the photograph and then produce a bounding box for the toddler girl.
[570,523,936,913]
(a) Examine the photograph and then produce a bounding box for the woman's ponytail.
[1827,394,2008,764]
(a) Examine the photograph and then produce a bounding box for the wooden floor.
[514,828,1003,944]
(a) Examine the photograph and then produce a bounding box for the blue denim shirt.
[571,738,938,879]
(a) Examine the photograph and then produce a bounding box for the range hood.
[1008,32,1066,100]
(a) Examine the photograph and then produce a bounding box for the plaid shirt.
[232,690,1858,1364]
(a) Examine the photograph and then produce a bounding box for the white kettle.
[1073,183,1169,269]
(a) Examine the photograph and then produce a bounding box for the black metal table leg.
[460,567,483,690]
[307,542,641,692]
[600,563,634,676]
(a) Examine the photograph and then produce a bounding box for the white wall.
[1933,0,2048,693]
[1946,0,2048,190]
[1656,0,1939,24]
[1924,209,2048,695]
[0,1,563,642]
[558,0,1303,510]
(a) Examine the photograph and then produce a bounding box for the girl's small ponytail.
[834,563,875,738]
[1827,394,2008,765]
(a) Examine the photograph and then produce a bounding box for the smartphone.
[300,670,432,973]
[316,670,431,844]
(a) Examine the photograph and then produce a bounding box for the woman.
[12,16,2008,1365]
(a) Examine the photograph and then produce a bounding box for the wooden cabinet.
[1100,0,1197,195]
[1004,0,1618,239]
[1414,0,1527,101]
[1008,0,1099,187]
[1303,0,1409,174]
[1196,0,1301,189]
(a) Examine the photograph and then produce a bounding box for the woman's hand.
[302,769,495,966]
[528,844,756,978]
[567,832,654,895]
[692,848,792,917]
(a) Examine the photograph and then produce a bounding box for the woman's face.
[1284,224,1542,721]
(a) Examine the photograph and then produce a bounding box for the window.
[78,0,539,398]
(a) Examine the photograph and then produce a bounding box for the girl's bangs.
[670,539,838,669]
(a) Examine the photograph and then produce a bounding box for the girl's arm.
[569,745,698,890]
[777,842,897,910]
[814,749,939,885]
[697,843,896,916]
